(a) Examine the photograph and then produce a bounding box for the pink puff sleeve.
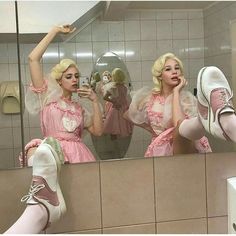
[127,87,152,124]
[180,90,198,118]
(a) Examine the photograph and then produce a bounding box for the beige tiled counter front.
[0,152,235,234]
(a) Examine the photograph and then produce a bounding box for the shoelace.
[21,184,45,202]
[220,90,233,106]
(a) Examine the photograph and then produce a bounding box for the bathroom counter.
[0,152,234,234]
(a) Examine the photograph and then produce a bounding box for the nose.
[72,75,78,82]
[172,69,178,74]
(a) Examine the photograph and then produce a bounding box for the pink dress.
[128,87,212,157]
[24,79,96,163]
[103,84,133,137]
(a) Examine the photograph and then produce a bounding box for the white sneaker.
[197,66,235,140]
[21,140,66,229]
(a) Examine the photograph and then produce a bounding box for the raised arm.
[28,25,75,89]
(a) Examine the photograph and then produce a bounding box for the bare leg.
[4,205,47,234]
[178,117,205,141]
[220,113,236,142]
[173,124,198,154]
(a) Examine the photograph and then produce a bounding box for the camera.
[78,76,90,88]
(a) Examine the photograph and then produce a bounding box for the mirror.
[90,52,133,160]
[0,0,235,169]
[0,1,25,169]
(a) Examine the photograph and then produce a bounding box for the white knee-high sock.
[4,204,48,234]
[179,117,205,141]
[27,154,34,167]
[220,113,236,142]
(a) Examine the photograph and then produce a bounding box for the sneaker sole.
[198,66,211,133]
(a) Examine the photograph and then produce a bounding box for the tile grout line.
[98,161,104,233]
[205,153,209,233]
[152,157,158,233]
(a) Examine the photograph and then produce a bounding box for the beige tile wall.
[0,152,234,234]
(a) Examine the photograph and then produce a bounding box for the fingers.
[178,76,187,87]
[59,24,76,34]
[77,88,95,99]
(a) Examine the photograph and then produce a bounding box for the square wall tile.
[125,41,141,62]
[141,41,157,61]
[48,162,101,233]
[140,11,156,20]
[126,61,142,82]
[157,218,207,234]
[42,43,59,64]
[0,128,14,148]
[156,20,172,40]
[0,148,14,169]
[59,43,76,62]
[124,21,141,41]
[124,11,140,21]
[76,25,92,43]
[0,44,8,63]
[206,152,236,217]
[141,21,156,40]
[108,22,124,42]
[92,20,108,42]
[172,20,188,39]
[0,168,32,233]
[92,41,109,62]
[103,223,156,234]
[100,158,155,228]
[189,19,204,39]
[208,216,228,234]
[157,40,173,56]
[155,154,206,222]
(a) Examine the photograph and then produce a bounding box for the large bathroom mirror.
[1,0,236,169]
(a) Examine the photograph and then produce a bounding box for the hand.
[77,87,98,102]
[173,75,187,93]
[53,24,76,34]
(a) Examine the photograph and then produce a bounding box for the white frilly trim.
[128,86,152,124]
[128,86,198,125]
[25,74,62,115]
[25,74,103,128]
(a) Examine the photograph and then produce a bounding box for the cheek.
[61,80,71,88]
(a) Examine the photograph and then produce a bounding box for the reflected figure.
[91,52,133,160]
[125,53,212,157]
[90,71,101,92]
[103,68,133,139]
[100,70,113,117]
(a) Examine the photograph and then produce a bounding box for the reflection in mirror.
[6,0,236,170]
[0,2,24,169]
[91,52,133,160]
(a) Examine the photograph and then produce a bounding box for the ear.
[57,79,62,85]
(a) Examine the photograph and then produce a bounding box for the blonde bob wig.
[112,68,126,84]
[50,59,79,81]
[151,53,184,93]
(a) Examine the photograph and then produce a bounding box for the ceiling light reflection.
[74,52,93,58]
[43,52,64,58]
